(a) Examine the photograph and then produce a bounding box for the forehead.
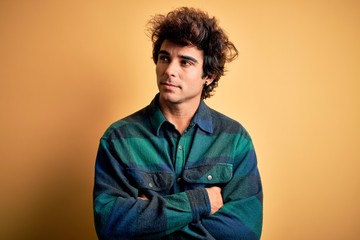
[159,40,204,60]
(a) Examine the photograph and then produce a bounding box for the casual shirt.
[93,94,263,239]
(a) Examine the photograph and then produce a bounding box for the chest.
[120,129,235,194]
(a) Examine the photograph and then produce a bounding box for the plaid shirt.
[93,94,263,239]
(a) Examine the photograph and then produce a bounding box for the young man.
[93,7,263,239]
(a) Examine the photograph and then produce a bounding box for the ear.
[204,75,215,85]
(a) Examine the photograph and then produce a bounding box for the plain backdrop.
[1,0,359,239]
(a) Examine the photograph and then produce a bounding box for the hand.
[206,186,223,214]
[138,193,149,200]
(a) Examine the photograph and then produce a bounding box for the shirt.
[93,94,263,240]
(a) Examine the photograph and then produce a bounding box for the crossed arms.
[93,137,263,239]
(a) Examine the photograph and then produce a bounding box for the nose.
[164,61,178,77]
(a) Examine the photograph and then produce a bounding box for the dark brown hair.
[147,7,238,99]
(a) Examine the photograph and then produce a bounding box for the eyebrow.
[158,50,198,63]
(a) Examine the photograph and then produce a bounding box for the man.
[93,7,263,239]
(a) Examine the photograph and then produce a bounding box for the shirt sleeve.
[172,134,263,239]
[93,138,211,240]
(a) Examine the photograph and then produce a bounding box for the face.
[156,40,213,106]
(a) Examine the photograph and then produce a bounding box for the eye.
[181,60,193,66]
[158,55,170,62]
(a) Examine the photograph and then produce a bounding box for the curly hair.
[147,7,238,99]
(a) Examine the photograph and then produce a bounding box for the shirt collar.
[192,100,213,134]
[148,94,167,136]
[148,94,213,136]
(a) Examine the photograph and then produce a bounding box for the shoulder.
[102,106,150,140]
[208,107,251,139]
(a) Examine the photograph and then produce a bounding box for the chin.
[160,92,181,103]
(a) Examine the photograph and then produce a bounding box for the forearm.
[173,146,263,239]
[172,189,263,240]
[202,193,263,239]
[201,165,263,239]
[94,186,211,239]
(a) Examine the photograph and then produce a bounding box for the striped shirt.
[93,94,263,239]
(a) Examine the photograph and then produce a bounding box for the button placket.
[174,135,187,193]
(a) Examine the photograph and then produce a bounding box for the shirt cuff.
[186,188,211,222]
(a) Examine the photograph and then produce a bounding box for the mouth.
[161,82,179,89]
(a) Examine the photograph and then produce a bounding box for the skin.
[138,40,223,214]
[156,40,214,134]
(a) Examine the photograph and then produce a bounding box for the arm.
[93,138,211,240]
[206,186,224,214]
[203,136,263,239]
[175,135,263,239]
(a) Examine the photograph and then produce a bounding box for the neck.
[159,98,200,134]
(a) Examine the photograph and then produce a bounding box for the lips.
[161,82,179,89]
[162,82,176,87]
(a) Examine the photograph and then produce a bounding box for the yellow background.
[1,0,359,239]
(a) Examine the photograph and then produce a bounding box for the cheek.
[155,64,160,74]
[156,63,166,77]
[155,65,162,80]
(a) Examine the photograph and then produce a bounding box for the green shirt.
[93,94,263,239]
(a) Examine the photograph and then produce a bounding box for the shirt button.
[148,183,153,188]
[178,145,183,150]
[207,175,213,181]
